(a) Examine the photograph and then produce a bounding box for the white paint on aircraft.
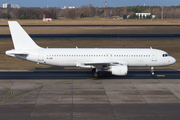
[6,21,176,77]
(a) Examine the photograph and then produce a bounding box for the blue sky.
[1,0,180,8]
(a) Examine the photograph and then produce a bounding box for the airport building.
[61,6,75,9]
[2,3,20,8]
[135,13,156,19]
[2,3,11,8]
[135,13,151,18]
[68,6,75,9]
[11,4,20,8]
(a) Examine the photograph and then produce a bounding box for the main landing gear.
[151,67,154,76]
[92,68,99,78]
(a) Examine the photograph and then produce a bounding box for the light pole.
[161,5,163,19]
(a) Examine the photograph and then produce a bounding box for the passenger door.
[38,50,44,63]
[152,51,157,61]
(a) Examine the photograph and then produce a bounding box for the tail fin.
[8,21,41,49]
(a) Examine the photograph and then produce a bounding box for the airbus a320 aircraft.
[6,21,176,77]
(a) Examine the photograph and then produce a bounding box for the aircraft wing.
[84,60,129,66]
[84,62,119,66]
[76,61,128,68]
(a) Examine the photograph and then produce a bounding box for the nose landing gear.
[151,67,154,76]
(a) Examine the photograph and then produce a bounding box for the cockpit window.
[162,54,169,57]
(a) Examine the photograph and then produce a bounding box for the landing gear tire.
[93,72,99,78]
[151,67,154,76]
[92,68,96,74]
[151,71,155,76]
[92,68,99,78]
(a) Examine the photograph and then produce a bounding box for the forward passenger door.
[152,51,157,61]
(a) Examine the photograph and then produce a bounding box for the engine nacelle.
[110,65,128,76]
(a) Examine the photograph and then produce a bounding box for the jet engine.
[109,65,128,76]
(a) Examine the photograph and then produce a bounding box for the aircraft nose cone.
[169,57,176,65]
[172,57,176,64]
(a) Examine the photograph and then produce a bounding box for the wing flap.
[76,61,128,68]
[84,62,119,66]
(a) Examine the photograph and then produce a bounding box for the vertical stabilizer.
[8,21,41,49]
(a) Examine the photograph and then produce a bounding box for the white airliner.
[6,21,176,77]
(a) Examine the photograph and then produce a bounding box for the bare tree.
[1,5,180,19]
[103,9,116,18]
[78,5,89,17]
[66,9,77,19]
[88,4,95,17]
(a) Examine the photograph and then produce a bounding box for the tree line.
[1,5,180,19]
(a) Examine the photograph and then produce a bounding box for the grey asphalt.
[0,69,180,120]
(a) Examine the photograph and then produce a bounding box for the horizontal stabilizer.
[6,50,28,55]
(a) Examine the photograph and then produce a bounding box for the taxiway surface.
[0,69,180,120]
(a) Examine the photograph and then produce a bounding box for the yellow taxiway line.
[0,84,13,103]
[0,74,166,103]
[135,75,165,77]
[157,75,165,77]
[0,78,94,104]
